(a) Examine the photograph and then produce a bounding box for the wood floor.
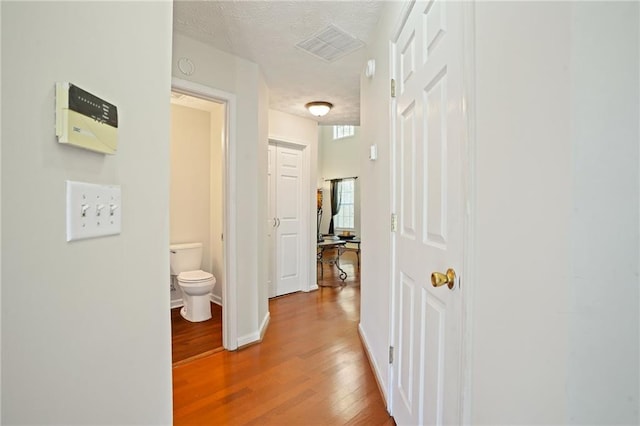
[170,248,360,364]
[171,302,223,364]
[172,250,393,425]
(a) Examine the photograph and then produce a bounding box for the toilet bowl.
[170,242,217,323]
[177,270,216,322]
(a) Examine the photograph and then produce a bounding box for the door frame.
[171,77,238,351]
[268,138,313,293]
[387,0,477,421]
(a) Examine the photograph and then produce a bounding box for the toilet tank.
[169,242,203,275]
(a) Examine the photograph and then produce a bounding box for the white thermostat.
[55,82,118,154]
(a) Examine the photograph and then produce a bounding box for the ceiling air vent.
[296,25,365,62]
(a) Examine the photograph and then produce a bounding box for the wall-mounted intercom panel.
[55,82,118,154]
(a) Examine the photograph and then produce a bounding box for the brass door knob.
[431,268,456,290]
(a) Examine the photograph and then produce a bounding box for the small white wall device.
[369,144,378,161]
[365,59,376,78]
[55,82,118,154]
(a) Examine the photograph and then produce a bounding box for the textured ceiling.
[173,1,385,125]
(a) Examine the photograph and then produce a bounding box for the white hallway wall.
[360,1,638,423]
[566,3,639,421]
[172,33,270,343]
[258,74,270,326]
[1,2,173,424]
[359,0,404,405]
[472,3,638,422]
[471,3,572,421]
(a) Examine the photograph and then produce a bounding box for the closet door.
[275,145,302,295]
[268,143,303,297]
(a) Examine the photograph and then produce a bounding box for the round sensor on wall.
[178,58,195,76]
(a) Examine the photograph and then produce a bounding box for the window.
[333,125,355,140]
[335,179,355,229]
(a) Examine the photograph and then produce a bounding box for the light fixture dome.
[305,101,333,117]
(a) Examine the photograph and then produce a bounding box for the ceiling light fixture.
[305,101,333,117]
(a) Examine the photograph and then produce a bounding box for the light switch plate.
[66,180,122,242]
[369,144,378,161]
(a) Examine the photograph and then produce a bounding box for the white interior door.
[268,143,303,297]
[391,1,464,425]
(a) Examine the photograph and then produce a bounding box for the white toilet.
[170,242,216,322]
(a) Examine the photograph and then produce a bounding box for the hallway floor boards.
[172,252,394,425]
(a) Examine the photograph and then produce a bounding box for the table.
[342,238,361,267]
[317,239,347,283]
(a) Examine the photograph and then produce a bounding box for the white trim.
[209,293,222,306]
[237,332,258,347]
[391,0,417,43]
[237,311,271,347]
[171,293,222,309]
[334,179,356,230]
[171,77,238,351]
[268,138,313,293]
[359,324,389,405]
[388,2,413,412]
[387,32,399,415]
[460,2,477,423]
[259,311,270,341]
[332,124,355,140]
[301,140,313,291]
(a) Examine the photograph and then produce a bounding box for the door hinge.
[391,213,398,232]
[389,346,394,364]
[391,79,396,98]
[221,233,224,241]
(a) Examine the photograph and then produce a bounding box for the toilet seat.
[178,270,214,283]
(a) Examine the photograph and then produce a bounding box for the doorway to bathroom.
[169,79,235,363]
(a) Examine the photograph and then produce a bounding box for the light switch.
[369,144,378,161]
[66,180,121,242]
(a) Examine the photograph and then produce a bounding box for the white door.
[268,143,303,297]
[391,1,465,425]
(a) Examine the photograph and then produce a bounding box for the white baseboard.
[172,293,222,309]
[237,331,258,347]
[259,311,270,340]
[237,311,271,348]
[358,323,389,407]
